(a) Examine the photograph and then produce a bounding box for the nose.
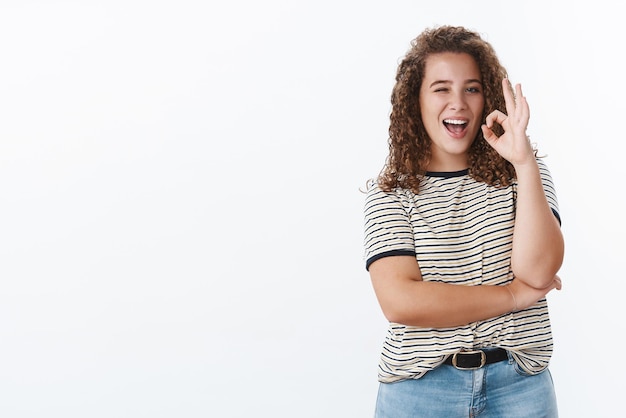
[448,90,467,111]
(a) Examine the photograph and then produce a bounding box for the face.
[419,52,484,171]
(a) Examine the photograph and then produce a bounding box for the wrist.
[506,285,518,312]
[512,155,539,174]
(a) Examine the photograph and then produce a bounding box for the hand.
[508,275,562,311]
[481,79,535,167]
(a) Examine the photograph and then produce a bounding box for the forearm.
[511,160,564,288]
[376,280,515,328]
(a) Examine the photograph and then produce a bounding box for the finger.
[515,84,530,123]
[484,109,507,128]
[502,78,516,117]
[515,83,523,106]
[481,124,498,143]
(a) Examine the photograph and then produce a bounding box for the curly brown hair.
[378,25,520,193]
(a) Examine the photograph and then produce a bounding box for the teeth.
[444,119,466,125]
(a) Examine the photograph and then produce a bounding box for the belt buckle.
[451,350,486,370]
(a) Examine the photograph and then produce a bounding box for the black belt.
[443,348,508,370]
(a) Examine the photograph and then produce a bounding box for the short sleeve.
[536,158,561,225]
[363,182,416,270]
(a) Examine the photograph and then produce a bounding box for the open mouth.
[443,119,468,135]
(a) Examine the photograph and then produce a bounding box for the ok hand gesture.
[481,79,535,167]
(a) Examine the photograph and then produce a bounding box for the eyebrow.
[429,79,483,88]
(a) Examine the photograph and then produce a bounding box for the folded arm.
[510,161,564,288]
[369,255,560,328]
[482,80,564,289]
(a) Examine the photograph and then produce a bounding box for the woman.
[363,26,564,417]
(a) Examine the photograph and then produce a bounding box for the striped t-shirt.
[363,158,560,383]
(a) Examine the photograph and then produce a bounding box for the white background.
[0,1,622,417]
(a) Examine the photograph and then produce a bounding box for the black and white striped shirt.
[364,158,560,383]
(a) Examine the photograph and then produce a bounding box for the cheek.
[473,99,485,120]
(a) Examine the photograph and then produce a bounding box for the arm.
[369,255,561,328]
[510,161,564,288]
[482,79,564,289]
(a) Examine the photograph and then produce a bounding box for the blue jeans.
[374,354,558,417]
